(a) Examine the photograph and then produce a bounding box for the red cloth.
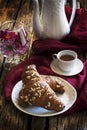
[3,8,87,114]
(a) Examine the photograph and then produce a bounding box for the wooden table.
[0,0,87,130]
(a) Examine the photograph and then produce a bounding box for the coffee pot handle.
[69,0,76,27]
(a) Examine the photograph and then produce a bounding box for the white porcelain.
[11,77,77,117]
[52,50,77,72]
[33,0,76,39]
[50,58,84,76]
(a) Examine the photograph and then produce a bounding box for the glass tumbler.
[0,20,29,70]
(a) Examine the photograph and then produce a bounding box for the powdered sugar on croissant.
[18,64,65,111]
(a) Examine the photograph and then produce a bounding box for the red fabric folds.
[3,8,87,114]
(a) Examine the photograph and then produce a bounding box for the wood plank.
[0,1,30,130]
[48,116,57,130]
[31,117,46,130]
[0,0,22,23]
[56,111,87,130]
[0,71,30,130]
[16,0,34,56]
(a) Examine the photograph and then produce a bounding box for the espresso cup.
[52,50,77,72]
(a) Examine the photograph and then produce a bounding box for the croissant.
[18,64,65,111]
[22,65,65,94]
[42,76,65,94]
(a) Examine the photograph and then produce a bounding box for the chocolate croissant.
[22,65,65,94]
[18,64,65,111]
[42,76,65,94]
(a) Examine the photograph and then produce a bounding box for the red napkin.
[3,8,87,114]
[3,55,87,114]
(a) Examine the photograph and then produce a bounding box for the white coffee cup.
[52,50,77,72]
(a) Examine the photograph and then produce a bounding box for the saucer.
[50,58,84,76]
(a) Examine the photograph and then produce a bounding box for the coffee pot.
[33,0,76,40]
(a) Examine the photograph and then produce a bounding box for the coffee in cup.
[52,50,77,72]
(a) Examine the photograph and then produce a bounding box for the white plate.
[11,76,77,117]
[50,58,84,76]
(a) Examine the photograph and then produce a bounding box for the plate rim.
[50,58,84,76]
[11,76,77,117]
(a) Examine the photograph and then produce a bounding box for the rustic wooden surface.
[0,0,87,130]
